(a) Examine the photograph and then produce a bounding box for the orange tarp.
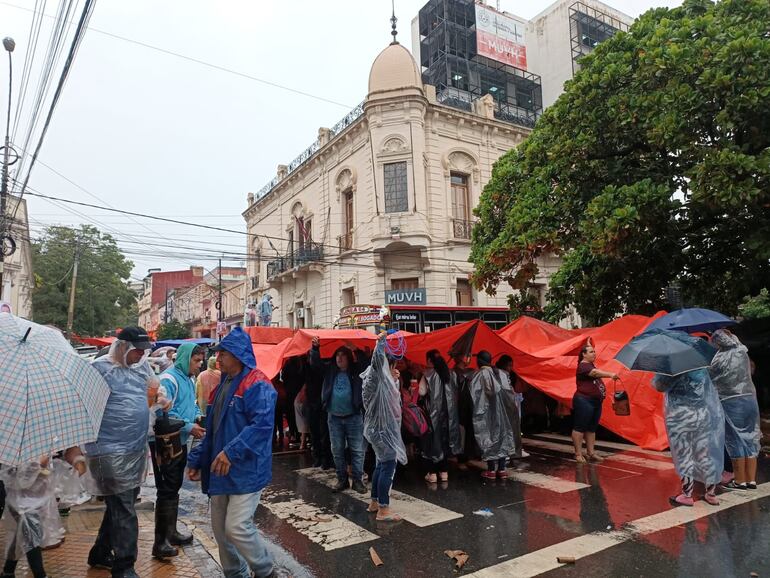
[243,326,294,344]
[498,313,670,450]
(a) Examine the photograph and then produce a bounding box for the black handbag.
[612,380,630,416]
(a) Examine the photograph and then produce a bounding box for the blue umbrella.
[647,307,736,334]
[614,328,717,376]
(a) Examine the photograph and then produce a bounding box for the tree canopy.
[157,320,192,340]
[471,0,770,326]
[32,225,136,335]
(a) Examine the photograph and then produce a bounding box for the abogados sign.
[385,288,427,305]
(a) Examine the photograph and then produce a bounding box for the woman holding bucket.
[572,341,619,463]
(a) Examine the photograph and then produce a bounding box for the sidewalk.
[0,502,223,578]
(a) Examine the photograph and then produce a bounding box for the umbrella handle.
[20,327,31,343]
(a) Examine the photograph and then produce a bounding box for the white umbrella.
[0,313,110,466]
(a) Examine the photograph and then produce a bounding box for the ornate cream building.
[243,38,561,330]
[1,195,34,318]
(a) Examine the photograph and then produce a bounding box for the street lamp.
[0,36,14,300]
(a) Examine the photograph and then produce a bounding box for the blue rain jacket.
[188,328,277,496]
[159,343,202,445]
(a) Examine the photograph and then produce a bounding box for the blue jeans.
[328,413,365,483]
[91,487,140,575]
[210,491,274,578]
[371,459,397,507]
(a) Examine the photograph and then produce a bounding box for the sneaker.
[497,470,509,480]
[722,480,747,491]
[746,482,757,490]
[312,460,323,468]
[332,479,349,492]
[481,471,497,480]
[351,479,367,494]
[720,471,734,485]
[87,548,114,570]
[668,494,694,507]
[520,450,530,458]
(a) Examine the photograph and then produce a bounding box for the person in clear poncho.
[471,351,516,481]
[419,349,461,484]
[652,368,725,507]
[709,329,761,490]
[361,334,407,522]
[83,326,155,578]
[1,447,87,578]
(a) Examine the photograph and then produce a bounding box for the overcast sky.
[0,0,681,281]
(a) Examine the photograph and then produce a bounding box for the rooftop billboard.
[475,4,527,70]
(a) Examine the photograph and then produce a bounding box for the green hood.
[174,343,198,376]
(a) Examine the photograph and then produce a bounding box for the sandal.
[367,501,379,513]
[587,453,604,463]
[424,473,437,484]
[439,472,448,482]
[575,454,587,464]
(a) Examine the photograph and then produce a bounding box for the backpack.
[401,395,430,437]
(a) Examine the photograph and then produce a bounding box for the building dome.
[367,43,423,97]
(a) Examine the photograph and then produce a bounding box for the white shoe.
[520,450,530,458]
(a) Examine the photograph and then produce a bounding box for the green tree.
[739,288,770,320]
[32,225,136,335]
[471,0,770,326]
[156,320,192,340]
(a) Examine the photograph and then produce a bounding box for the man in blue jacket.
[187,328,277,578]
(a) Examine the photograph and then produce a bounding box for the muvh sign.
[385,288,427,305]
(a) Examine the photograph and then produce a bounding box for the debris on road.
[557,556,576,564]
[445,550,470,569]
[369,547,384,567]
[473,508,494,517]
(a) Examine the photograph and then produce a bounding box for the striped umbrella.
[0,313,110,466]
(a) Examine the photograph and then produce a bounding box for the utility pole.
[217,258,223,338]
[0,37,16,300]
[66,248,80,338]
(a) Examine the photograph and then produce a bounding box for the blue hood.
[218,327,256,369]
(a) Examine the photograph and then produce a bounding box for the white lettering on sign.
[385,289,426,304]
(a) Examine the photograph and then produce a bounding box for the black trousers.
[92,487,141,575]
[149,442,186,502]
[308,404,332,465]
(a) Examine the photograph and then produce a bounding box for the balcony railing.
[267,244,324,280]
[338,232,353,252]
[452,218,474,240]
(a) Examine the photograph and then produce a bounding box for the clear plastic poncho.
[709,330,757,399]
[652,369,724,485]
[470,367,516,461]
[51,457,90,508]
[709,330,761,458]
[360,340,407,465]
[82,338,151,496]
[0,462,65,559]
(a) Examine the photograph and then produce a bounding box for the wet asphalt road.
[178,435,770,578]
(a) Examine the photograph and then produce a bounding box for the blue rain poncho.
[83,338,152,495]
[470,366,516,461]
[360,339,407,465]
[709,330,761,458]
[652,369,724,485]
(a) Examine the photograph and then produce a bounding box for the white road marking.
[260,488,378,551]
[536,433,671,457]
[504,470,590,494]
[295,468,463,527]
[467,482,770,577]
[524,439,675,471]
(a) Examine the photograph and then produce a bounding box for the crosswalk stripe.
[466,482,770,577]
[260,488,379,551]
[535,433,671,457]
[524,439,675,471]
[505,470,590,493]
[296,468,464,527]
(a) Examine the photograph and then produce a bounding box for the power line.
[22,188,477,265]
[11,0,96,221]
[0,0,353,110]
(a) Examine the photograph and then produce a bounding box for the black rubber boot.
[87,545,114,569]
[168,496,193,546]
[152,500,179,559]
